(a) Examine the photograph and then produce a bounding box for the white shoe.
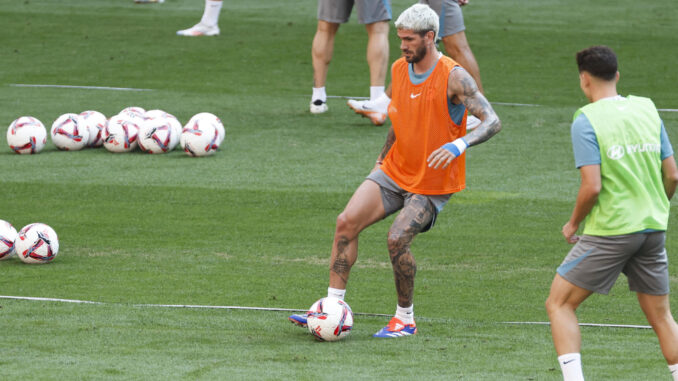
[176,23,220,37]
[310,99,328,114]
[466,115,481,131]
[347,99,387,126]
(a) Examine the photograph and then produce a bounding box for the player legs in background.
[177,0,223,37]
[348,0,484,129]
[311,0,391,114]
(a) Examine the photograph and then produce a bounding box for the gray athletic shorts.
[557,232,669,295]
[366,169,452,232]
[418,0,465,37]
[317,0,392,24]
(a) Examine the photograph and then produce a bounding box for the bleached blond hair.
[394,4,439,41]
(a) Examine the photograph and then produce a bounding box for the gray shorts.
[317,0,392,24]
[418,0,465,37]
[557,232,669,295]
[367,169,452,232]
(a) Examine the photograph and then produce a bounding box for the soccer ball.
[7,116,47,154]
[144,110,180,151]
[118,106,146,121]
[103,114,140,153]
[79,110,107,147]
[51,113,89,151]
[15,223,59,264]
[0,219,18,260]
[186,112,225,146]
[180,119,220,157]
[138,117,175,154]
[306,297,354,341]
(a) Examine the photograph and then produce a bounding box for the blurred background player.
[176,0,223,36]
[348,0,484,129]
[545,45,678,381]
[310,0,392,114]
[291,4,500,338]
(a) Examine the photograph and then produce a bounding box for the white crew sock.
[669,364,678,381]
[395,304,414,325]
[327,287,345,300]
[200,0,223,27]
[558,353,584,381]
[312,87,326,103]
[370,86,385,101]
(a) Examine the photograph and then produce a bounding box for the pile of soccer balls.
[6,107,224,157]
[0,220,60,264]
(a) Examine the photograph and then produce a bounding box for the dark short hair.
[576,46,618,81]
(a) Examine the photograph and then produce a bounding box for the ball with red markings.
[15,223,59,264]
[79,110,107,147]
[103,114,140,153]
[180,117,220,157]
[0,219,18,260]
[185,112,225,146]
[306,297,354,341]
[7,116,47,154]
[51,113,89,151]
[138,117,175,154]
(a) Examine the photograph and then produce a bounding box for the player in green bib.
[545,46,678,381]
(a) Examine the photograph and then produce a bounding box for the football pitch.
[1,0,677,379]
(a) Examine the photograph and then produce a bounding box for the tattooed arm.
[449,67,501,146]
[428,67,501,169]
[373,126,396,172]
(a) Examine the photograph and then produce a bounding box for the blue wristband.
[442,138,468,156]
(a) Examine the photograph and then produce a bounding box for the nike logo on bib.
[410,93,422,99]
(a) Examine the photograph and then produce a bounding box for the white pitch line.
[0,295,391,317]
[0,295,103,304]
[658,109,678,112]
[10,84,153,92]
[502,321,651,329]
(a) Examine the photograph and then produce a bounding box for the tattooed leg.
[387,195,435,307]
[329,179,386,290]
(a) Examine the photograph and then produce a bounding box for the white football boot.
[347,99,387,126]
[176,23,220,37]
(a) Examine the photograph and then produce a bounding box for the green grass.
[1,0,678,379]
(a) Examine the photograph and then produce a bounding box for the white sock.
[327,287,345,300]
[200,0,223,27]
[312,87,326,103]
[669,364,678,381]
[395,304,414,325]
[558,353,584,381]
[370,86,385,101]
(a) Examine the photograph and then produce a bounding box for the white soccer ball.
[15,223,59,264]
[306,297,354,341]
[0,219,18,260]
[79,110,107,147]
[186,112,225,145]
[6,116,47,154]
[144,110,180,151]
[103,115,140,153]
[138,117,175,154]
[180,119,220,157]
[51,113,89,151]
[119,106,146,121]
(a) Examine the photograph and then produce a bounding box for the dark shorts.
[419,0,465,37]
[557,232,669,295]
[317,0,392,24]
[366,169,452,232]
